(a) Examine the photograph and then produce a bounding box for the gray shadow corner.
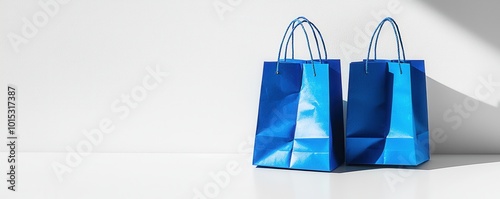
[420,0,500,48]
[416,154,500,170]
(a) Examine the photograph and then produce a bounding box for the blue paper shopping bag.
[252,17,344,171]
[346,17,429,166]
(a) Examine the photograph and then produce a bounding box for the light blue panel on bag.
[290,63,332,171]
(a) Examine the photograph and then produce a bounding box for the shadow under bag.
[252,17,344,171]
[346,17,429,166]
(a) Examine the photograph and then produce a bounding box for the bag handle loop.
[276,17,327,76]
[284,17,328,62]
[366,17,406,74]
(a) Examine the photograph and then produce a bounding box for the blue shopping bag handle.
[276,17,327,76]
[366,17,406,74]
[282,19,327,76]
[283,17,327,62]
[373,18,406,61]
[276,17,322,75]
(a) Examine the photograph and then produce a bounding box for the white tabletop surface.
[1,153,500,199]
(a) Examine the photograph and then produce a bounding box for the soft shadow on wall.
[427,77,500,154]
[420,0,500,49]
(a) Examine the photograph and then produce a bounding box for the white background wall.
[1,0,500,155]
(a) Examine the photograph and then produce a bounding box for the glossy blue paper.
[345,17,429,166]
[254,60,343,171]
[253,17,344,171]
